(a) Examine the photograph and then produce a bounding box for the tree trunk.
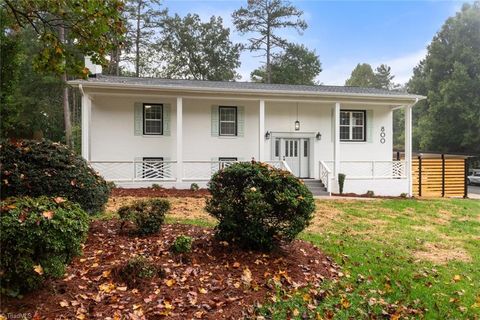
[59,26,72,146]
[266,14,271,83]
[116,46,121,76]
[135,0,141,77]
[266,33,271,84]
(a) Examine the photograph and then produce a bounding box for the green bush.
[0,196,89,295]
[338,173,346,194]
[114,256,163,288]
[0,139,110,214]
[170,235,193,254]
[190,183,200,191]
[206,161,315,251]
[118,199,170,235]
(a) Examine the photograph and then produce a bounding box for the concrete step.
[303,179,325,187]
[302,179,329,196]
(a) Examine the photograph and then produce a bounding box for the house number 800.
[380,126,386,144]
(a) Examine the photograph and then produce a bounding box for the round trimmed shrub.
[170,235,193,254]
[0,196,89,295]
[114,256,164,288]
[0,139,110,214]
[206,161,315,251]
[118,199,170,235]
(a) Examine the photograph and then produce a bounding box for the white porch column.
[334,102,341,181]
[404,104,413,196]
[176,97,183,183]
[259,99,265,161]
[80,88,91,160]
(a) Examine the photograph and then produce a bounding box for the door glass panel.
[275,139,280,157]
[290,141,293,156]
[304,140,308,157]
[285,140,288,157]
[294,141,298,157]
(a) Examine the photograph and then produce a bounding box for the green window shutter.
[134,102,143,136]
[366,110,373,142]
[237,106,245,137]
[163,104,171,136]
[211,105,219,136]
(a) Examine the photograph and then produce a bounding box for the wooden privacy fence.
[412,156,467,198]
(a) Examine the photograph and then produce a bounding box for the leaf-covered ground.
[0,220,337,319]
[2,196,479,319]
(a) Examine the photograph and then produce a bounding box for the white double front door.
[274,138,310,178]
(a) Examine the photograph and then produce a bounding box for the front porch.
[89,158,407,196]
[75,77,419,196]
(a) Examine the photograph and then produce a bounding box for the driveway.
[468,184,480,199]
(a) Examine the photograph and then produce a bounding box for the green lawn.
[259,198,480,319]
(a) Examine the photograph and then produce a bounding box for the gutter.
[68,80,426,102]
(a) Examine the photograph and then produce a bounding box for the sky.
[163,0,467,85]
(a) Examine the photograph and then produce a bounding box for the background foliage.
[407,2,480,155]
[1,0,478,157]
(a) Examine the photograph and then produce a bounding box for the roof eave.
[68,80,426,102]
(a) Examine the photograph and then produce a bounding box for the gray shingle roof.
[76,75,421,98]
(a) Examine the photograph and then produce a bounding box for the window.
[144,104,163,135]
[340,110,366,141]
[304,140,308,157]
[219,106,237,136]
[284,140,298,157]
[218,157,237,170]
[275,139,280,157]
[142,157,164,179]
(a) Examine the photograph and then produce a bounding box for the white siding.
[182,99,258,161]
[88,93,401,195]
[90,96,176,161]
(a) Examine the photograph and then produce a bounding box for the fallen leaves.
[340,296,350,309]
[54,197,66,204]
[241,267,252,287]
[42,210,54,219]
[33,264,44,275]
[99,282,116,293]
[2,220,336,319]
[164,278,176,287]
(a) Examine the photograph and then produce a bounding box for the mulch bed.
[111,188,210,198]
[1,220,338,319]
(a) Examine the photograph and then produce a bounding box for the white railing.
[265,160,292,172]
[90,160,177,182]
[320,160,406,180]
[319,161,332,192]
[182,160,238,181]
[340,160,406,179]
[182,160,292,181]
